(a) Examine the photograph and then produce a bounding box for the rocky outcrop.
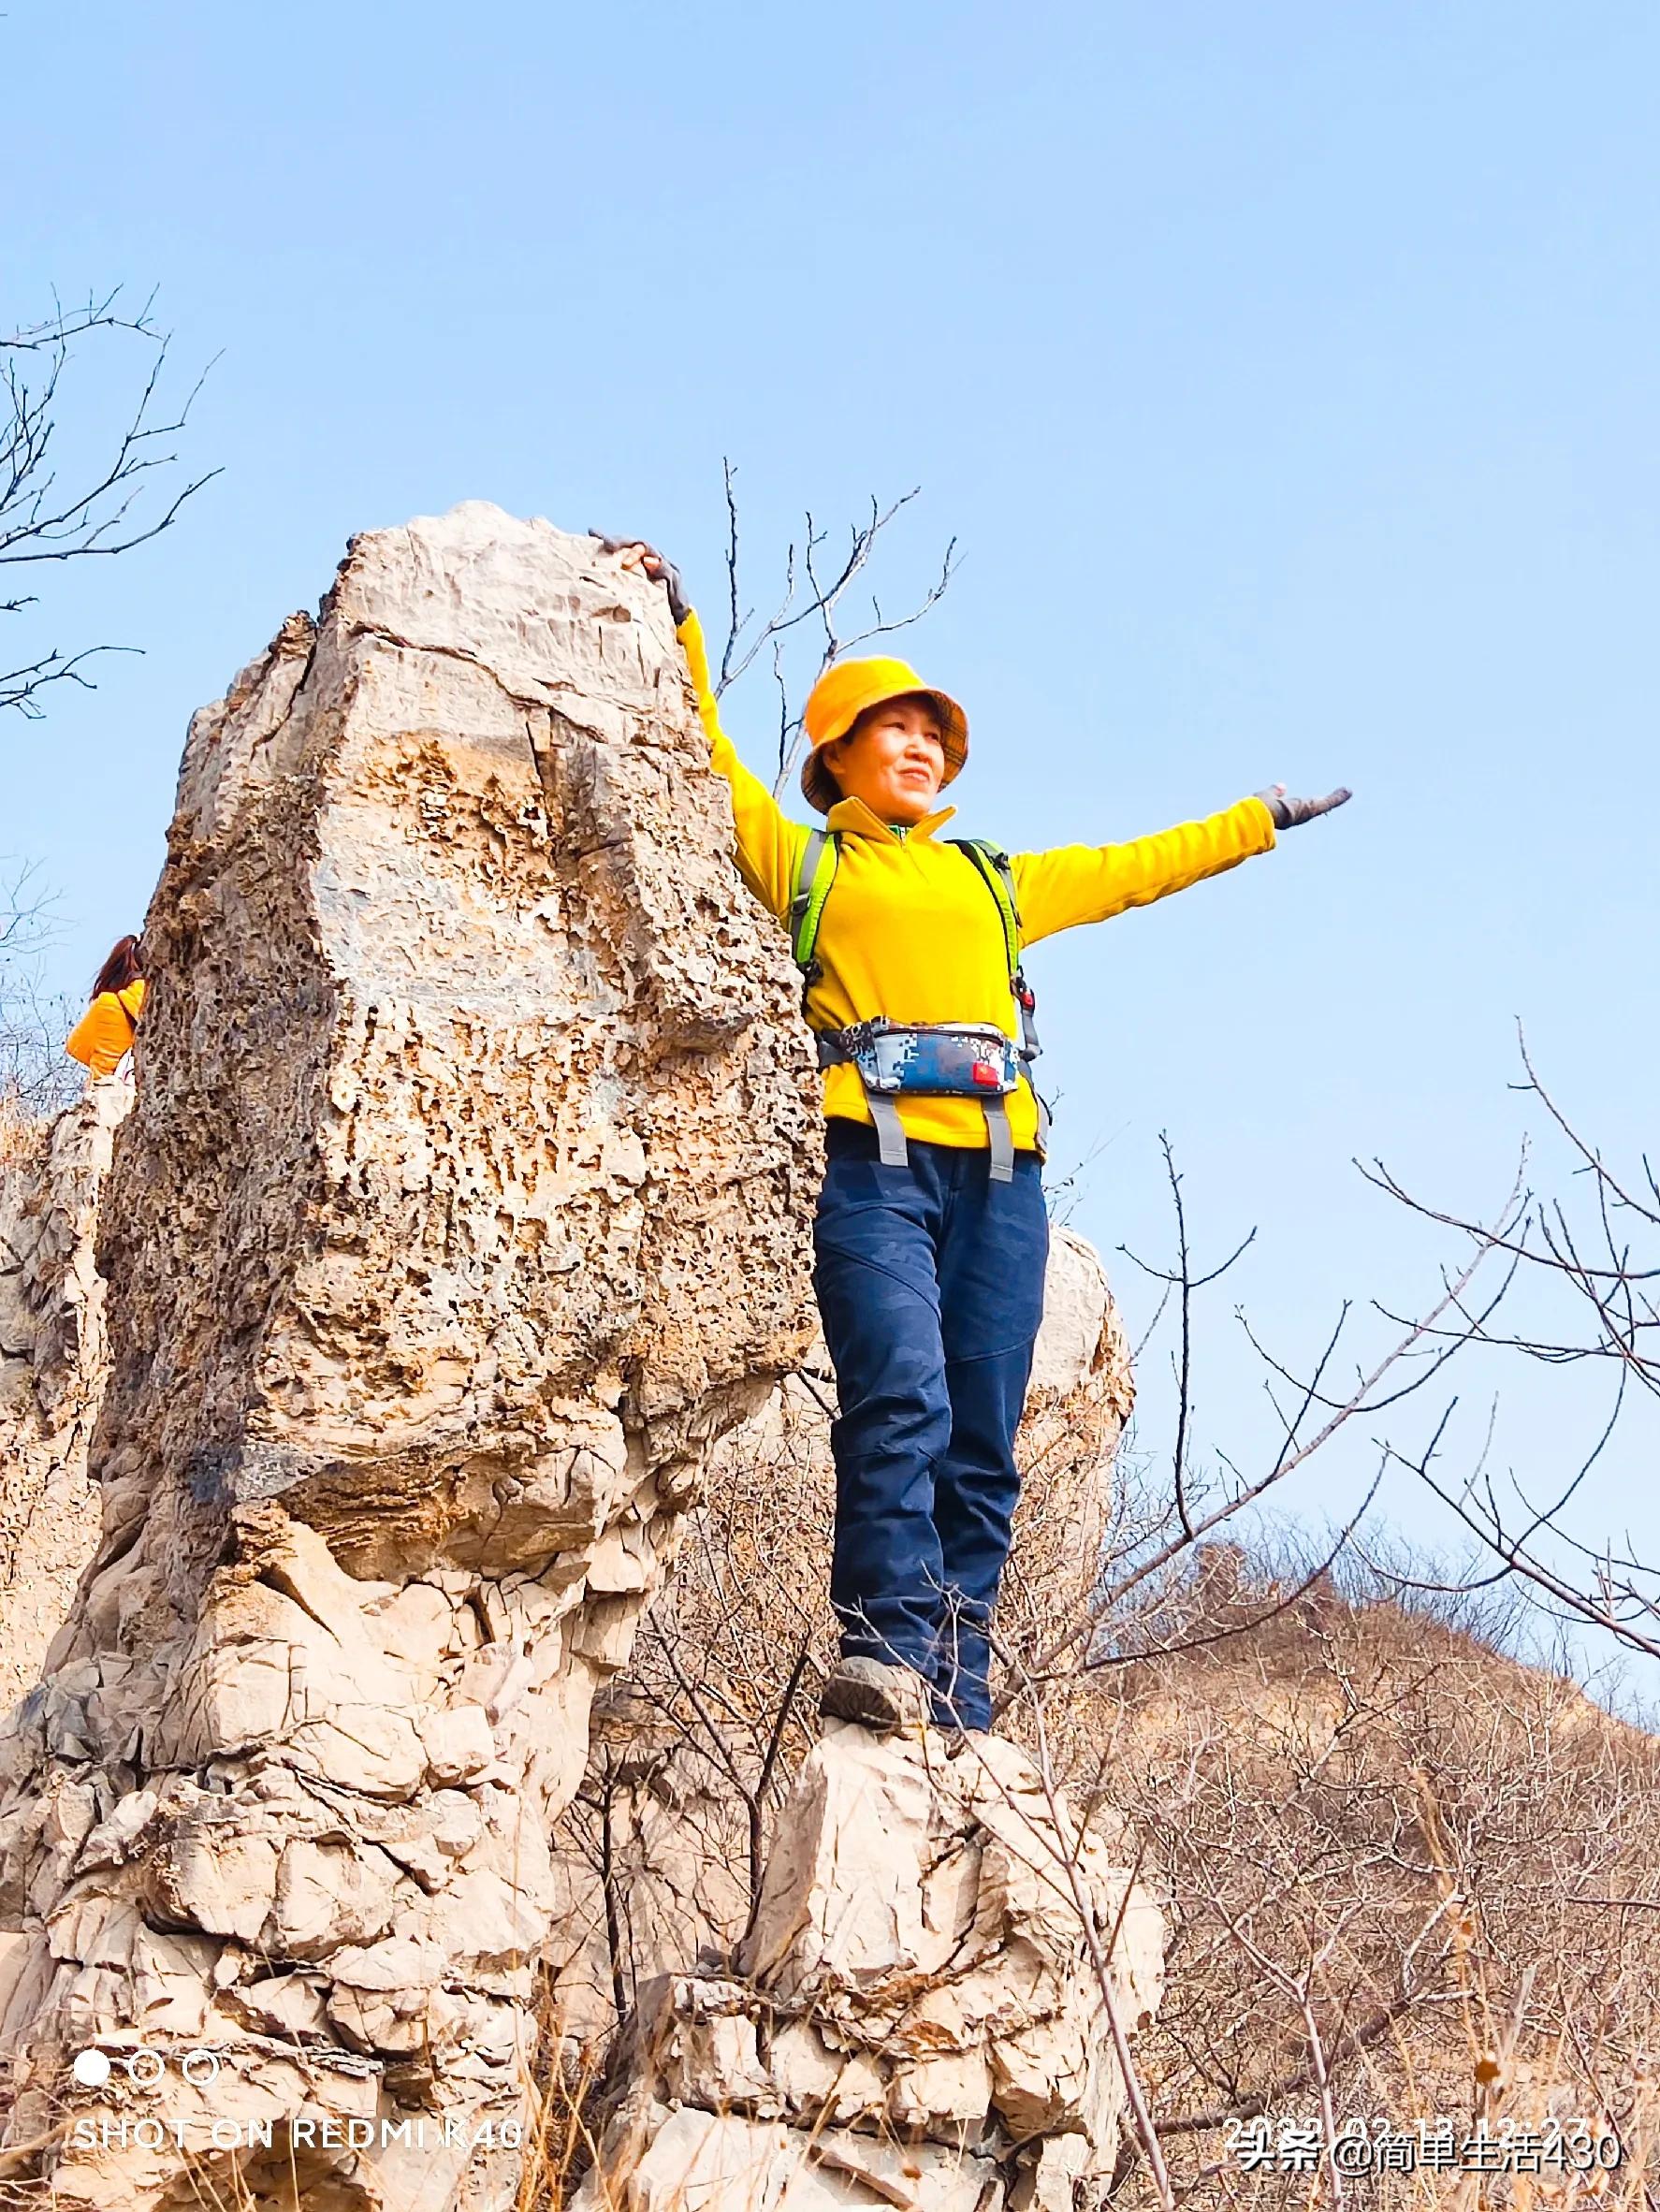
[546,1229,1135,2039]
[0,507,822,2210]
[0,1081,126,1713]
[575,1724,1165,2210]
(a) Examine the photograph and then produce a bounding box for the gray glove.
[1255,784,1352,830]
[590,532,689,624]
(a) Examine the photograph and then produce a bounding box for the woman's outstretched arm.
[1022,796,1257,942]
[1012,795,1274,942]
[1012,784,1347,944]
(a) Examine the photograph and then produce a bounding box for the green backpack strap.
[951,838,1022,982]
[789,828,840,982]
[954,839,1049,1151]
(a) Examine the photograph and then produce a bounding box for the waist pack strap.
[816,1030,910,1167]
[840,1086,1013,1180]
[866,1091,910,1170]
[983,1095,1015,1183]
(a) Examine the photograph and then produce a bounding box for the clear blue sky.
[7,2,1658,1701]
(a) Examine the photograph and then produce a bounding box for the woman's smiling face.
[820,694,947,823]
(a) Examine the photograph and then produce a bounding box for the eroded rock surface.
[0,506,821,2209]
[0,1081,127,1714]
[575,1724,1165,2210]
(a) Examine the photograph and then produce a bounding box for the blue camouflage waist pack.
[816,1019,1022,1099]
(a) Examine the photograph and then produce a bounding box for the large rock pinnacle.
[0,506,821,2209]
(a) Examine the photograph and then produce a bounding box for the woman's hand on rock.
[591,533,689,623]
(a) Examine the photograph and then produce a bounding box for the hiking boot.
[819,1656,933,1734]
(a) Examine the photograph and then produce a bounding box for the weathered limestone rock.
[0,1081,127,1712]
[546,1225,1135,2036]
[1026,1227,1118,1401]
[576,1724,1165,2210]
[0,506,821,2208]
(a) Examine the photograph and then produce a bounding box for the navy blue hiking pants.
[812,1119,1049,1731]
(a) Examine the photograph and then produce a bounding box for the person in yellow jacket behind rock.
[65,935,147,1079]
[600,535,1350,1741]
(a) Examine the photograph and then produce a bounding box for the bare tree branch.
[998,1149,1527,1711]
[713,460,960,793]
[3,287,219,720]
[1372,1034,1660,1667]
[0,859,77,1113]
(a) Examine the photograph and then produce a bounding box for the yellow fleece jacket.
[66,980,146,1077]
[677,610,1276,1153]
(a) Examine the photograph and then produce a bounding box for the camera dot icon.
[70,2045,226,2088]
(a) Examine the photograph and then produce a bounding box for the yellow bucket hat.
[799,655,969,816]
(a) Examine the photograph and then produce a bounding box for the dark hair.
[92,935,143,999]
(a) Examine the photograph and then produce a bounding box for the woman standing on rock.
[600,537,1349,1740]
[66,934,147,1080]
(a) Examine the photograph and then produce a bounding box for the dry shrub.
[1035,1549,1660,2207]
